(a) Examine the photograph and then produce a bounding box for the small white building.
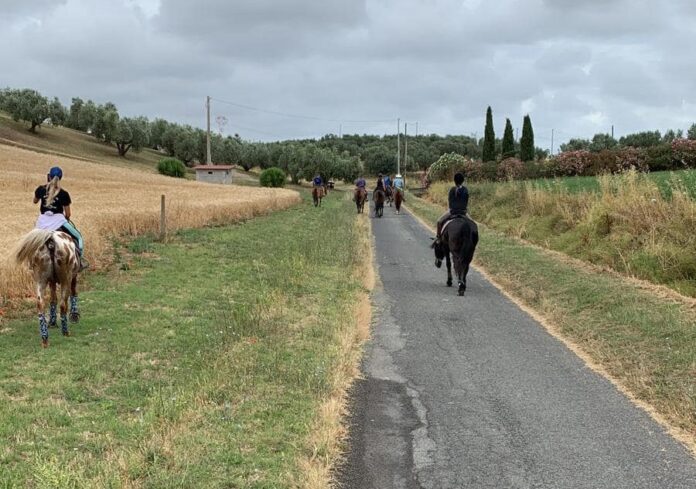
[193,165,234,184]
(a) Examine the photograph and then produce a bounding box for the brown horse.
[373,188,385,218]
[394,188,403,214]
[14,229,81,347]
[312,186,324,207]
[354,187,367,213]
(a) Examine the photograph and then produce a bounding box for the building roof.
[193,165,234,171]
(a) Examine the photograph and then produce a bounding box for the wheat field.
[0,145,301,301]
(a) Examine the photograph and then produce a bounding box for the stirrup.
[79,256,90,272]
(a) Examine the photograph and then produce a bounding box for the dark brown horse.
[385,185,393,206]
[15,229,81,347]
[354,187,367,213]
[394,188,403,214]
[431,216,478,296]
[373,188,385,217]
[312,186,324,207]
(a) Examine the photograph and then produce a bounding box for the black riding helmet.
[454,172,465,185]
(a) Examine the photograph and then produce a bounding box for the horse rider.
[393,173,405,195]
[375,173,385,192]
[355,175,367,192]
[383,173,392,191]
[33,166,89,271]
[436,172,469,242]
[312,173,324,192]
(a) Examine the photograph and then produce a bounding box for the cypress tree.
[502,118,515,158]
[520,114,535,161]
[482,106,496,162]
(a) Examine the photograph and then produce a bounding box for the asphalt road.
[338,200,696,488]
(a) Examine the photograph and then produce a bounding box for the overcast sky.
[2,0,695,149]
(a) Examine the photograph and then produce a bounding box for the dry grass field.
[0,145,300,301]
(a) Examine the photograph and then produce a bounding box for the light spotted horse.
[15,229,81,347]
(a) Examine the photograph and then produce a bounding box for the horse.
[354,187,368,214]
[312,186,324,207]
[385,185,393,207]
[373,188,385,218]
[394,188,403,215]
[431,216,478,296]
[14,229,81,347]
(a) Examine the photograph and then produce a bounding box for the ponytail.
[44,176,61,208]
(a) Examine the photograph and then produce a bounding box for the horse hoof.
[41,339,49,348]
[447,280,452,287]
[62,331,70,337]
[70,312,80,323]
[458,287,466,296]
[49,321,57,328]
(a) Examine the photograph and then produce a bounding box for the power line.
[210,97,394,124]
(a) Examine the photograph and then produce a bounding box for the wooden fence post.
[160,194,166,240]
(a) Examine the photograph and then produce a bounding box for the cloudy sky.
[2,0,695,149]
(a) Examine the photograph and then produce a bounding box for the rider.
[355,175,367,190]
[33,166,89,271]
[436,172,469,241]
[375,173,384,192]
[312,173,323,191]
[393,173,405,194]
[383,173,392,191]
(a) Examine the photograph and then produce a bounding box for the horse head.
[430,237,446,268]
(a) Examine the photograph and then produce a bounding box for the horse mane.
[14,229,53,265]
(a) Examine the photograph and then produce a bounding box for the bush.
[157,158,186,178]
[645,144,674,171]
[497,158,525,180]
[259,167,286,187]
[553,150,594,176]
[671,139,696,169]
[426,153,471,182]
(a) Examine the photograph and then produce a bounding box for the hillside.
[0,111,164,172]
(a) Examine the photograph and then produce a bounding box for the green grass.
[514,169,696,199]
[0,192,366,487]
[405,192,696,443]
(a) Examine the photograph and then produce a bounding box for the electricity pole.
[339,124,342,138]
[551,128,554,155]
[206,96,212,165]
[415,121,419,138]
[404,123,408,175]
[397,118,401,176]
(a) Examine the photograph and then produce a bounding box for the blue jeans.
[61,221,84,256]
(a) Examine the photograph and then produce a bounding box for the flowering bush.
[426,153,468,182]
[497,158,525,180]
[553,150,594,176]
[671,138,696,168]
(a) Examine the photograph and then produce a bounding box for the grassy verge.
[405,192,696,450]
[0,191,371,487]
[428,170,696,296]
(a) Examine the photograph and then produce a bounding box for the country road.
[338,201,696,488]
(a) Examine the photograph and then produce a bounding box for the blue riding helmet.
[48,166,63,180]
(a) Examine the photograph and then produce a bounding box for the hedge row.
[427,140,696,182]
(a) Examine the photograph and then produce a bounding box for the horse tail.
[15,229,53,265]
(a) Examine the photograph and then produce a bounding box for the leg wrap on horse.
[61,314,69,336]
[49,303,57,327]
[69,296,80,323]
[39,313,48,340]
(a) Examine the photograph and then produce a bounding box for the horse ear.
[429,237,435,241]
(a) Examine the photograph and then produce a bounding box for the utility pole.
[415,121,419,138]
[397,118,401,176]
[516,127,519,140]
[339,124,342,138]
[611,125,614,139]
[404,123,408,175]
[206,96,212,165]
[551,128,554,155]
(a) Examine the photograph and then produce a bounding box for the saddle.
[441,213,469,236]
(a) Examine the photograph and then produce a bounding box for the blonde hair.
[44,175,61,208]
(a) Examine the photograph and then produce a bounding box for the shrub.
[157,157,186,178]
[553,150,594,176]
[497,158,525,180]
[645,144,674,171]
[426,153,468,182]
[671,138,696,169]
[460,159,485,181]
[259,167,286,187]
[612,147,648,173]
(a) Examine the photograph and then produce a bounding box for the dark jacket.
[448,185,468,214]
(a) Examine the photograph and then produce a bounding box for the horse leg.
[446,253,453,287]
[36,281,49,347]
[453,254,466,296]
[60,283,70,337]
[70,275,80,323]
[49,282,57,327]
